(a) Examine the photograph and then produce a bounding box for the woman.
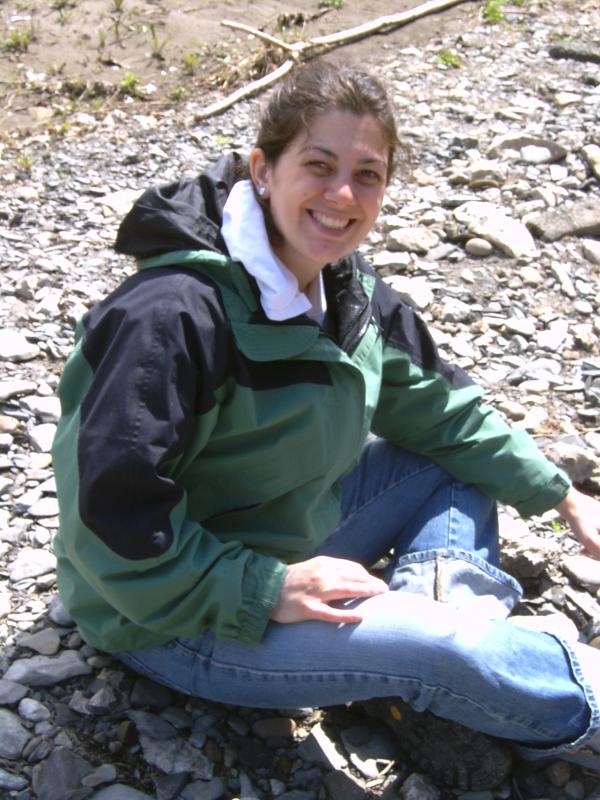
[52,61,600,789]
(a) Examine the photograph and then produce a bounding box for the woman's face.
[250,110,389,286]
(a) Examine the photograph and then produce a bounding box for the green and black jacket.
[52,153,570,653]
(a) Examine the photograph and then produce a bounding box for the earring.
[257,186,267,197]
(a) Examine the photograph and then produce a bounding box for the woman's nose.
[324,177,355,204]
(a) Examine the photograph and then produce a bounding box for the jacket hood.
[114,152,246,259]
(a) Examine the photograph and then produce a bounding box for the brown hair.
[255,59,400,183]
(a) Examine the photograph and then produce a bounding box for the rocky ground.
[1,0,600,798]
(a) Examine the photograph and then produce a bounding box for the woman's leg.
[117,440,598,757]
[315,439,521,617]
[117,590,596,755]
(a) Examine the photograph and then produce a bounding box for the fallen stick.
[196,59,296,120]
[195,0,476,121]
[221,20,302,54]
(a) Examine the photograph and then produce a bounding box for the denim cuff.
[387,548,523,620]
[515,635,600,759]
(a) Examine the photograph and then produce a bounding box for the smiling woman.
[249,111,389,288]
[51,59,600,790]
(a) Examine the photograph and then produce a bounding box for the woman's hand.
[271,555,388,624]
[556,486,600,559]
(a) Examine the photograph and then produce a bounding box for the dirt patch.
[0,0,482,137]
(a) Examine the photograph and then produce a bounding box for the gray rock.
[0,767,28,790]
[31,747,94,800]
[0,678,29,705]
[488,133,568,163]
[17,627,61,655]
[180,776,227,800]
[18,697,51,722]
[90,785,155,799]
[562,555,600,591]
[81,763,119,787]
[0,709,32,759]
[138,735,214,778]
[526,197,600,241]
[4,650,93,685]
[548,40,600,64]
[127,709,178,740]
[398,772,441,799]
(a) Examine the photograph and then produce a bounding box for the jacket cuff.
[514,471,571,518]
[237,556,287,644]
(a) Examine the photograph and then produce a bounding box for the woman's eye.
[360,169,383,183]
[307,160,330,172]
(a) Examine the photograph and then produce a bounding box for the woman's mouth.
[310,210,353,231]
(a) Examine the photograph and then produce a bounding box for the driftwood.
[195,0,477,121]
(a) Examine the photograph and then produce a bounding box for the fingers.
[271,555,388,624]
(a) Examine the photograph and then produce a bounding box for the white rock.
[28,423,57,453]
[383,275,434,310]
[8,548,56,583]
[454,201,536,257]
[505,317,537,337]
[582,238,600,265]
[386,226,440,254]
[0,380,37,401]
[0,330,40,362]
[465,237,493,256]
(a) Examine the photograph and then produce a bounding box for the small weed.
[214,131,233,148]
[149,23,169,60]
[171,84,186,102]
[13,154,33,174]
[483,0,505,23]
[182,51,199,75]
[3,28,33,53]
[91,97,104,111]
[318,0,344,7]
[550,518,564,534]
[112,0,125,12]
[438,50,461,68]
[120,71,140,97]
[549,30,571,42]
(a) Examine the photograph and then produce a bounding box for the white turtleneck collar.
[221,179,326,322]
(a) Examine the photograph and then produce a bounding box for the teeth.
[312,211,349,230]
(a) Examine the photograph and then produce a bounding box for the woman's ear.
[249,148,270,197]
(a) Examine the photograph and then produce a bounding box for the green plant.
[483,0,505,23]
[120,71,140,97]
[13,154,33,174]
[3,28,33,52]
[171,84,186,102]
[214,131,233,148]
[550,518,564,534]
[182,51,199,74]
[149,23,169,60]
[112,0,125,12]
[318,0,344,8]
[438,50,461,68]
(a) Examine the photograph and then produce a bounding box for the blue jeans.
[117,441,598,755]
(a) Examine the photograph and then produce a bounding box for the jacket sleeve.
[370,282,570,517]
[52,268,286,647]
